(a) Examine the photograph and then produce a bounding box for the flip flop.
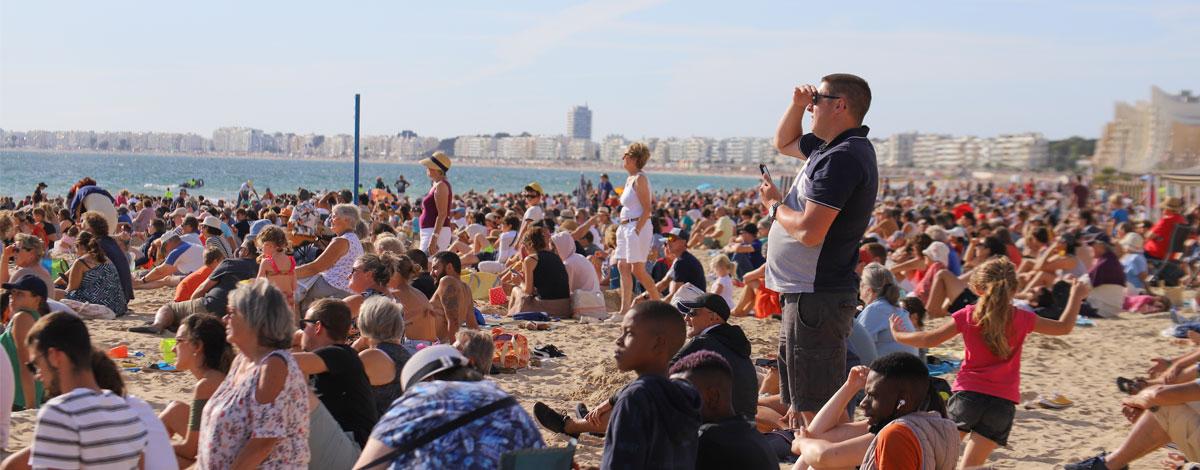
[1037,393,1073,409]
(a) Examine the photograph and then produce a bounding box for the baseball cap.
[677,293,731,321]
[665,227,690,241]
[400,345,470,392]
[2,274,48,300]
[524,182,544,196]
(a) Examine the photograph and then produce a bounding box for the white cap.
[923,241,950,267]
[400,345,469,392]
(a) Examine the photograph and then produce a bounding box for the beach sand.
[1,282,1187,469]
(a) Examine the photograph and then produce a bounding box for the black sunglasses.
[300,319,321,327]
[25,360,37,375]
[812,93,841,105]
[523,193,538,198]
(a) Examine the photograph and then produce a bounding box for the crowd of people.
[0,72,1197,469]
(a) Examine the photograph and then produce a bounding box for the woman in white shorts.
[417,152,454,254]
[615,143,660,316]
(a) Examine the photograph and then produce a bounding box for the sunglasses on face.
[300,318,320,327]
[523,194,538,199]
[812,93,841,105]
[25,359,38,375]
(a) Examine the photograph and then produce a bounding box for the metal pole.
[354,93,361,205]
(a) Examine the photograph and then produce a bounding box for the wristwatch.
[769,201,783,221]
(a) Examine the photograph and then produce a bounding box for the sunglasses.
[300,318,320,327]
[25,360,38,375]
[812,93,841,105]
[523,193,538,199]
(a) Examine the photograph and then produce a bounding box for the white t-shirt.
[497,231,519,263]
[180,232,202,246]
[713,275,735,310]
[30,388,149,470]
[466,223,488,240]
[126,395,178,469]
[166,242,205,275]
[523,205,545,222]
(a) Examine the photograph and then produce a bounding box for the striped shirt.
[30,388,148,470]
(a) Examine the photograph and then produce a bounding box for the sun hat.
[169,207,188,218]
[420,151,452,173]
[922,241,950,267]
[201,216,222,230]
[400,344,470,392]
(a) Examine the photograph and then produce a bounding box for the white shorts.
[614,222,653,262]
[419,227,452,254]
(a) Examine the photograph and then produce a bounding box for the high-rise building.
[567,105,592,140]
[1094,87,1200,172]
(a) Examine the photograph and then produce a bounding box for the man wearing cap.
[760,74,878,429]
[672,293,758,423]
[724,223,765,280]
[1146,196,1186,261]
[643,229,707,302]
[1119,224,1149,292]
[418,151,454,254]
[1087,232,1127,318]
[2,274,51,410]
[134,234,203,289]
[353,345,543,470]
[505,182,546,264]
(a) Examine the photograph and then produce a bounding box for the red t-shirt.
[1006,244,1022,265]
[951,304,1037,403]
[1145,212,1184,259]
[951,203,974,220]
[174,265,213,302]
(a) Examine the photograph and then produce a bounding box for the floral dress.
[197,350,309,469]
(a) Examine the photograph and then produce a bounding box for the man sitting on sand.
[429,251,475,343]
[673,293,758,423]
[1066,375,1200,469]
[134,234,203,289]
[857,352,960,470]
[641,229,706,302]
[670,350,777,470]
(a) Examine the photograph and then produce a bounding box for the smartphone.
[754,358,778,369]
[759,163,771,180]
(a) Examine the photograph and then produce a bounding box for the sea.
[0,150,759,201]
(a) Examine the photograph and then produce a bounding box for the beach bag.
[489,286,508,306]
[492,327,530,369]
[462,271,500,301]
[754,284,782,318]
[571,290,606,318]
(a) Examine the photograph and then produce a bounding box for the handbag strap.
[355,396,519,470]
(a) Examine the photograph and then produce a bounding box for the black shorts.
[947,390,1015,446]
[948,289,979,313]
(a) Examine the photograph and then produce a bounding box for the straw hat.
[1164,197,1184,212]
[420,151,452,173]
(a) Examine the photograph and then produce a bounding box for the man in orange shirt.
[858,352,961,470]
[172,248,223,302]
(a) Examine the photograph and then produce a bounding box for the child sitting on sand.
[710,255,735,312]
[890,257,1090,469]
[255,226,297,316]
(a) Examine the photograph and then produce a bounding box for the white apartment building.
[497,136,536,160]
[876,132,916,167]
[1094,87,1200,172]
[566,138,598,160]
[987,133,1049,169]
[601,135,630,161]
[453,136,497,159]
[911,134,950,168]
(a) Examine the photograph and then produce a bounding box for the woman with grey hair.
[295,203,364,313]
[198,279,310,468]
[856,263,919,357]
[355,296,411,416]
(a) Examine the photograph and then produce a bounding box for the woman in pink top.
[889,258,1090,469]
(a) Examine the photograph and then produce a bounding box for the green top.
[2,309,43,411]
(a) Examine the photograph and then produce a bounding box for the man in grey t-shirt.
[759,74,878,428]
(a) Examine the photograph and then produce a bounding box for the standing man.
[394,174,410,195]
[597,173,614,208]
[759,74,878,428]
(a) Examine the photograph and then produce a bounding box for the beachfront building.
[912,134,951,168]
[987,133,1049,169]
[566,138,599,160]
[496,136,536,161]
[212,127,266,154]
[875,132,917,167]
[454,135,498,159]
[1094,87,1200,173]
[601,135,630,161]
[567,105,592,140]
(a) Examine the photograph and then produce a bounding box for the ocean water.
[0,151,758,200]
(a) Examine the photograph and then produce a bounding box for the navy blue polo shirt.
[764,127,878,293]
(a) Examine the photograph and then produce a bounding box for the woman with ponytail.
[62,230,128,316]
[857,263,918,357]
[890,257,1091,469]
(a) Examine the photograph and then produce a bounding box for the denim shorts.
[947,390,1016,446]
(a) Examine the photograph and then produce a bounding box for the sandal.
[1116,377,1148,395]
[533,402,579,438]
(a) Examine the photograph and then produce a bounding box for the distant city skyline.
[2,1,1197,140]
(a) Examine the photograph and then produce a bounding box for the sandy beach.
[0,275,1185,469]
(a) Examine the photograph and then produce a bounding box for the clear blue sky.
[2,0,1196,140]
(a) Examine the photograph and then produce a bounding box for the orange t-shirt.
[874,422,921,470]
[174,265,214,301]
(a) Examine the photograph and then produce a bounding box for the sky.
[1,0,1198,140]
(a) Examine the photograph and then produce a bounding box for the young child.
[710,255,735,312]
[602,300,702,469]
[890,257,1090,468]
[255,226,297,316]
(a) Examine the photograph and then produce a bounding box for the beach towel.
[512,312,552,322]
